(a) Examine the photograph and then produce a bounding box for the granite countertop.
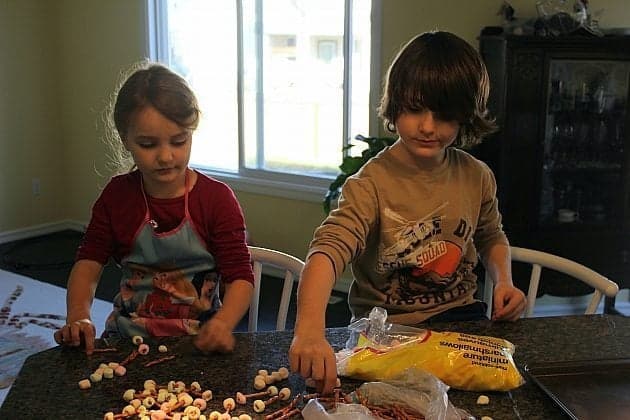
[1,314,629,419]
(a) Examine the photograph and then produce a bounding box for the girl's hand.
[492,283,527,321]
[288,332,337,395]
[53,319,96,355]
[194,317,235,353]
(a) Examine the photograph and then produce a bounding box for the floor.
[0,230,353,332]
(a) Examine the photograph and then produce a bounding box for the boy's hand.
[194,317,235,353]
[53,319,96,355]
[492,283,527,321]
[289,332,337,395]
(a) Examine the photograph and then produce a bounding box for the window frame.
[145,0,382,203]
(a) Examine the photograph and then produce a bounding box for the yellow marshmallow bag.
[336,308,524,392]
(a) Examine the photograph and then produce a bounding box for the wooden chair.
[247,246,305,331]
[484,246,619,318]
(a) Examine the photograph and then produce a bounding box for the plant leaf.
[339,156,366,174]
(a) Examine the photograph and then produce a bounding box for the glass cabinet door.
[540,59,630,226]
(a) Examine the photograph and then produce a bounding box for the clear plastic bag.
[343,306,428,350]
[302,368,472,420]
[337,307,524,392]
[349,369,473,420]
[301,399,377,420]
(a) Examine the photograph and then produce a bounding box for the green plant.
[323,134,397,214]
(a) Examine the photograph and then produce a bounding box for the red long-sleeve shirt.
[76,170,254,285]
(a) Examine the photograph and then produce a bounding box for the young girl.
[53,63,254,354]
[289,31,527,394]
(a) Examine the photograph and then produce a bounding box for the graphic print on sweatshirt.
[377,206,475,306]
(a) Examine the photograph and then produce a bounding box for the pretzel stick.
[144,355,176,367]
[92,348,118,353]
[265,394,302,420]
[119,349,138,367]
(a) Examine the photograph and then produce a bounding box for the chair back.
[484,246,619,318]
[247,246,305,331]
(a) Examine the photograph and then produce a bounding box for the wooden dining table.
[1,314,629,419]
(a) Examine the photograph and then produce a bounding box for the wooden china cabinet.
[475,32,630,311]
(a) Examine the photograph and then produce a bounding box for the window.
[147,0,380,201]
[316,39,339,63]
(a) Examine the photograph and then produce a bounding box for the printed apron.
[105,172,220,338]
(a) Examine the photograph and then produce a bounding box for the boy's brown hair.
[378,31,496,148]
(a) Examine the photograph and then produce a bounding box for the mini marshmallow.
[252,399,265,413]
[208,411,222,420]
[174,380,186,393]
[477,395,490,405]
[178,392,193,406]
[223,397,236,411]
[167,380,177,392]
[90,372,103,383]
[123,389,136,402]
[122,405,136,416]
[193,398,207,410]
[78,379,91,390]
[102,367,114,379]
[253,376,266,390]
[114,365,127,376]
[277,367,289,379]
[158,344,168,353]
[132,335,144,345]
[156,391,169,403]
[184,405,201,419]
[201,389,213,401]
[278,387,291,400]
[138,343,150,355]
[238,415,252,420]
[235,392,247,405]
